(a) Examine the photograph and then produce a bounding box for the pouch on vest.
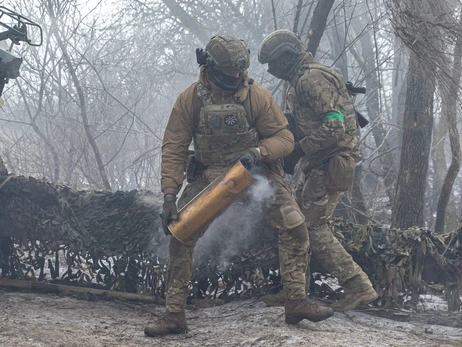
[325,155,356,192]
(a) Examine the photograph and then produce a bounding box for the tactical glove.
[160,194,178,236]
[283,142,304,175]
[239,148,261,171]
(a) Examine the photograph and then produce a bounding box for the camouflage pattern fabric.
[288,53,371,291]
[166,163,309,312]
[293,164,365,286]
[206,35,250,73]
[295,164,342,229]
[0,174,460,310]
[160,66,293,196]
[309,224,365,286]
[193,82,259,166]
[289,52,360,167]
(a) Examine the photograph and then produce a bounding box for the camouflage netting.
[0,173,461,311]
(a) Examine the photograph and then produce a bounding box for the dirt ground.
[0,289,461,347]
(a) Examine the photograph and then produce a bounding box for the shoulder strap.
[196,82,213,105]
[192,83,204,129]
[242,79,254,125]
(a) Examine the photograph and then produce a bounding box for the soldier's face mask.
[208,68,244,92]
[267,52,295,81]
[224,71,240,78]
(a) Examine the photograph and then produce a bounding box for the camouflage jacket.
[288,53,359,170]
[161,67,293,196]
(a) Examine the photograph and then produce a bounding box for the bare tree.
[3,0,461,231]
[306,0,335,56]
[46,0,112,190]
[435,16,462,233]
[389,0,457,229]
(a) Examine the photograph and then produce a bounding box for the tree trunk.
[330,18,348,78]
[306,0,335,57]
[434,29,462,233]
[350,163,368,224]
[431,115,448,226]
[391,38,407,171]
[161,0,210,45]
[392,51,434,229]
[354,20,397,206]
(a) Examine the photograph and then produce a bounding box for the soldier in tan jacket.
[144,35,333,337]
[258,30,377,312]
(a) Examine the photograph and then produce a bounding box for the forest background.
[1,0,461,234]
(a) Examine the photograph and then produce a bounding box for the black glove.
[283,142,304,175]
[239,148,262,171]
[160,194,178,236]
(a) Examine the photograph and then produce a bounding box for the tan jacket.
[161,67,293,195]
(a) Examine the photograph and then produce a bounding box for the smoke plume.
[193,174,276,268]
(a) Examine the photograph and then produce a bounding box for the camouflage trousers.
[166,162,309,313]
[296,158,367,286]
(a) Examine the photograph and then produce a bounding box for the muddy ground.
[0,289,461,347]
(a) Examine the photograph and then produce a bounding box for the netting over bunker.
[0,172,461,311]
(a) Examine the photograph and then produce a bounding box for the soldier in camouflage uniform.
[258,30,377,312]
[144,35,333,337]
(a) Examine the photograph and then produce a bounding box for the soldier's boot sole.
[330,287,378,312]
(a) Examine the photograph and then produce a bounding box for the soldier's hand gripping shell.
[239,148,261,171]
[160,194,178,236]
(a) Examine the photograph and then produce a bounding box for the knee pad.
[279,223,309,248]
[280,204,305,229]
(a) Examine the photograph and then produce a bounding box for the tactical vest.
[193,82,258,166]
[289,62,359,159]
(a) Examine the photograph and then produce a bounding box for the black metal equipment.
[345,81,369,128]
[0,6,43,98]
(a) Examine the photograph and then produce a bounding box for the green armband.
[323,110,344,122]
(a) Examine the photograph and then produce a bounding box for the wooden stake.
[0,278,156,303]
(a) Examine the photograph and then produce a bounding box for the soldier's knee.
[292,224,309,244]
[280,204,305,229]
[280,223,309,246]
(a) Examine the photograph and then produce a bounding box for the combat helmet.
[205,35,250,91]
[258,29,303,64]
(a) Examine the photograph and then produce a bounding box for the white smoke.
[135,192,170,259]
[248,174,276,206]
[193,174,276,267]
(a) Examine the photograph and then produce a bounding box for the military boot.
[285,297,334,324]
[144,311,187,337]
[262,290,285,307]
[330,273,378,312]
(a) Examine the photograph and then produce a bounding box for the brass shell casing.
[168,160,255,244]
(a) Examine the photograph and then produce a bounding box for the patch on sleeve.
[323,110,344,122]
